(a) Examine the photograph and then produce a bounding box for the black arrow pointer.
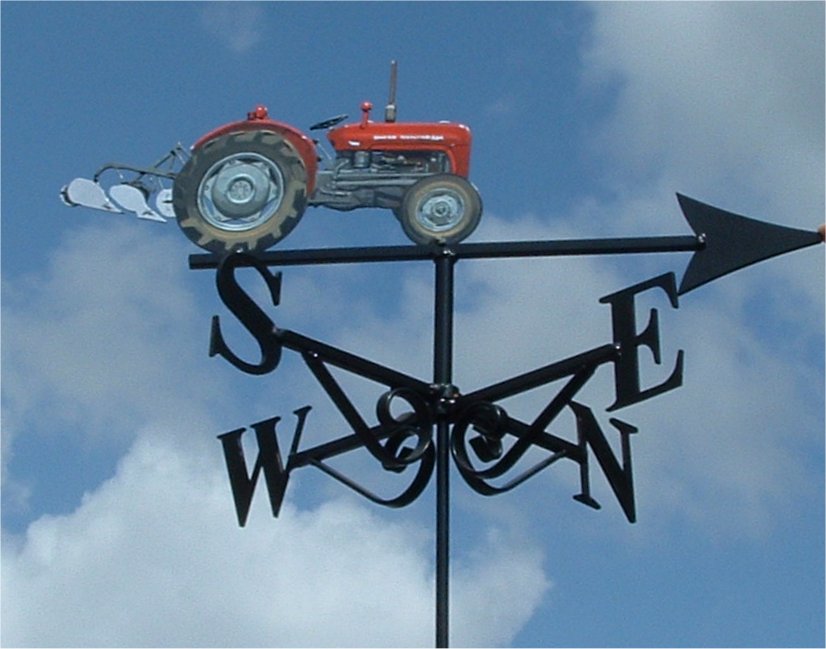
[676,193,824,295]
[190,194,823,297]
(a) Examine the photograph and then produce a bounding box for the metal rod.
[433,251,455,648]
[188,235,704,270]
[457,342,620,405]
[277,329,431,391]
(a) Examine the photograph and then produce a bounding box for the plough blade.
[60,146,186,225]
[156,188,174,218]
[60,178,122,213]
[108,184,167,223]
[60,178,174,223]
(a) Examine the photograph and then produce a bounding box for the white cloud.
[577,1,824,361]
[562,1,825,532]
[1,425,548,647]
[1,220,219,520]
[485,94,519,117]
[582,1,824,220]
[1,220,220,442]
[200,3,265,55]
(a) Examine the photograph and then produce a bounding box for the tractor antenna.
[385,60,398,123]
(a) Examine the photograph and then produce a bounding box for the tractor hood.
[328,120,473,177]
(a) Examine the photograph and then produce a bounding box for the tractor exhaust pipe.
[385,60,397,123]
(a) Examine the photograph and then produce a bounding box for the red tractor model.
[61,62,482,253]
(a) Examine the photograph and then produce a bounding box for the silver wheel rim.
[415,189,465,233]
[197,152,284,232]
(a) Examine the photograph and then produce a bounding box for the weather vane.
[61,61,824,648]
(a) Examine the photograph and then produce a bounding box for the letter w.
[217,407,310,527]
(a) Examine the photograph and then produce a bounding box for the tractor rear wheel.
[173,130,308,254]
[399,174,481,245]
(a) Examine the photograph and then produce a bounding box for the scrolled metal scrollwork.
[309,386,435,507]
[376,387,435,470]
[450,401,569,496]
[309,445,435,509]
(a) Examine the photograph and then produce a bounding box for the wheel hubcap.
[416,191,464,232]
[198,153,284,231]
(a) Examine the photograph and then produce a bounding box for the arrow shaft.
[189,235,704,269]
[442,235,704,260]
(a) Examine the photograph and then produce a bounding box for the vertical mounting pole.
[434,249,455,648]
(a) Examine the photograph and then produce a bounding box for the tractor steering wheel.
[309,114,349,131]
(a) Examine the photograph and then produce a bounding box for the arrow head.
[677,193,823,295]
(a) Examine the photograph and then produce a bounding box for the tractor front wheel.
[399,174,482,245]
[173,130,308,254]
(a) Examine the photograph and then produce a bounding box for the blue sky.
[1,2,824,647]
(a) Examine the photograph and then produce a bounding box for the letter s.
[210,252,282,375]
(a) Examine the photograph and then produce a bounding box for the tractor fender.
[191,116,318,193]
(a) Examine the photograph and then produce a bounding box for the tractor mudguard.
[192,109,319,193]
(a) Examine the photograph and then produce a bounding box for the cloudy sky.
[1,2,823,647]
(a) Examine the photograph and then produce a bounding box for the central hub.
[425,196,460,226]
[430,383,460,415]
[227,177,255,203]
[211,162,270,217]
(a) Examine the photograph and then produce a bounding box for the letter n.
[570,402,638,523]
